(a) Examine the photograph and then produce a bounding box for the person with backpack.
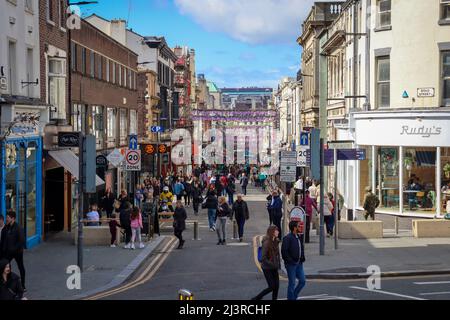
[231,194,250,242]
[252,226,280,300]
[216,197,231,245]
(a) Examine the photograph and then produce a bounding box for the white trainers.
[139,243,145,249]
[131,243,135,250]
[110,244,116,248]
[124,244,130,249]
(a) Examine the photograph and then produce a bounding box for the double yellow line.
[85,237,178,300]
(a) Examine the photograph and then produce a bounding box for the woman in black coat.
[191,182,202,215]
[173,200,187,249]
[0,259,24,300]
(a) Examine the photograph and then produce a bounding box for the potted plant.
[444,163,450,179]
[404,157,413,171]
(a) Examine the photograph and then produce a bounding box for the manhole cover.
[319,267,366,274]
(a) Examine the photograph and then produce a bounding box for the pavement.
[19,183,450,300]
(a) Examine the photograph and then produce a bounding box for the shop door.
[44,168,65,233]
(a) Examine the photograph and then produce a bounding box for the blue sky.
[79,0,321,88]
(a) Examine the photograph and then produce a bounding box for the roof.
[207,82,220,93]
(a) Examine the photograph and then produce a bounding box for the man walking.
[268,191,283,240]
[231,194,250,242]
[0,211,26,291]
[281,221,306,301]
[363,186,380,221]
[240,173,249,196]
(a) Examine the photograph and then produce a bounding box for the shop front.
[354,109,450,217]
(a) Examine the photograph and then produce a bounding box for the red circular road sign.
[126,150,140,165]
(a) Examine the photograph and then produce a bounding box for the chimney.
[110,19,127,46]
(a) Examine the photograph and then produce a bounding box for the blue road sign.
[300,132,309,146]
[151,126,164,133]
[129,135,138,150]
[324,149,368,166]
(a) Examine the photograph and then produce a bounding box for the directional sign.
[129,135,138,150]
[324,149,368,166]
[125,149,141,171]
[107,148,125,168]
[300,132,309,146]
[150,126,164,133]
[280,151,297,166]
[280,165,296,182]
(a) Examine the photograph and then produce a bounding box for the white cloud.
[174,0,339,45]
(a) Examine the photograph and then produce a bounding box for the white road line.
[414,281,450,285]
[349,286,426,300]
[419,291,450,296]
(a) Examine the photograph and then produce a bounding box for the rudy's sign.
[354,113,450,147]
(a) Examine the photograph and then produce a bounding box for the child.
[130,207,144,250]
[109,213,121,248]
[86,204,100,226]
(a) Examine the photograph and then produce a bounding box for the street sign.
[143,144,157,155]
[289,207,306,234]
[150,126,164,133]
[107,148,125,168]
[324,149,368,166]
[280,165,296,182]
[280,151,297,166]
[417,88,435,97]
[96,155,108,170]
[58,132,81,148]
[129,135,138,150]
[125,149,141,171]
[300,132,309,146]
[297,147,309,167]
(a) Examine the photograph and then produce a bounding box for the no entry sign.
[125,149,141,171]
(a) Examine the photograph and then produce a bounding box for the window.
[377,0,391,28]
[59,0,66,28]
[119,109,128,145]
[441,0,450,20]
[91,106,104,149]
[25,0,33,12]
[8,41,17,95]
[90,51,95,77]
[129,110,137,134]
[26,48,34,97]
[48,58,67,119]
[97,55,102,79]
[128,69,132,89]
[81,47,86,74]
[72,104,86,132]
[106,59,110,82]
[107,107,117,143]
[112,62,116,84]
[123,68,127,87]
[443,51,450,106]
[377,56,390,108]
[71,42,77,71]
[118,65,122,86]
[46,0,53,22]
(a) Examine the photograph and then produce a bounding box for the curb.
[71,235,167,300]
[305,269,450,280]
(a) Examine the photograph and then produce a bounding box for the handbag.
[257,246,263,263]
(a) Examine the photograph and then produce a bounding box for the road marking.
[349,286,426,300]
[419,291,450,296]
[278,294,354,300]
[86,237,177,300]
[414,281,450,285]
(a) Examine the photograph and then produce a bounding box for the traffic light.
[143,144,157,155]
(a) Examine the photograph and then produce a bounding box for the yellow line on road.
[86,237,177,300]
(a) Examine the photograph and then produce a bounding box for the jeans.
[228,192,234,205]
[174,229,183,246]
[242,186,247,195]
[253,268,279,300]
[325,215,333,235]
[123,226,132,244]
[216,217,227,241]
[267,208,273,226]
[208,209,217,229]
[236,217,245,238]
[193,200,199,214]
[286,263,306,301]
[305,215,311,243]
[131,227,142,244]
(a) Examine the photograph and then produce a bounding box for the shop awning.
[49,150,105,187]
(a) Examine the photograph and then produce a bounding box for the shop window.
[376,56,390,108]
[441,148,450,214]
[48,58,67,120]
[359,147,373,207]
[376,147,399,210]
[443,51,450,107]
[403,147,437,214]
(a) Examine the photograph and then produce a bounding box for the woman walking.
[252,226,281,300]
[216,197,231,245]
[318,193,334,237]
[191,182,202,216]
[173,200,187,249]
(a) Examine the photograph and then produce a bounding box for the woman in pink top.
[130,207,144,250]
[302,190,318,243]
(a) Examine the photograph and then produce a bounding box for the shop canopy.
[49,150,105,187]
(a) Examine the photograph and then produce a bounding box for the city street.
[79,185,450,301]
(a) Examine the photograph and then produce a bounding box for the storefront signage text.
[400,126,442,138]
[417,88,435,97]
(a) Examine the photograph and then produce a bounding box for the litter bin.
[347,209,354,221]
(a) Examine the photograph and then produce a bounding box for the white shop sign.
[355,116,450,147]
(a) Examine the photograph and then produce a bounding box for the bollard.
[395,216,399,235]
[193,221,201,240]
[178,289,194,300]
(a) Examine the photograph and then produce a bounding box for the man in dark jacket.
[204,189,218,231]
[173,200,187,249]
[231,194,250,242]
[0,211,26,291]
[119,202,133,249]
[281,221,306,301]
[268,191,283,239]
[240,173,249,196]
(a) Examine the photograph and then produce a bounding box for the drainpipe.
[353,0,358,111]
[364,0,371,111]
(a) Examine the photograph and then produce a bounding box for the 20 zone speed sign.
[125,150,141,171]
